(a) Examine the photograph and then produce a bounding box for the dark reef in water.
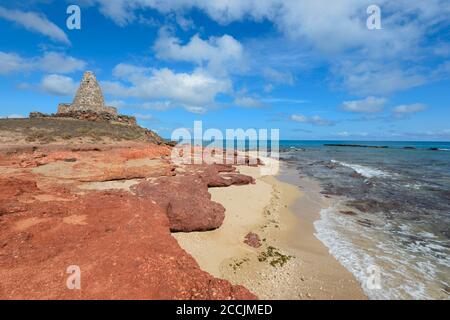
[324,144,388,149]
[323,144,445,151]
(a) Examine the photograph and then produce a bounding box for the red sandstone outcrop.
[244,232,262,248]
[0,142,258,299]
[132,175,226,232]
[129,163,255,232]
[206,173,255,188]
[183,164,256,188]
[0,186,254,299]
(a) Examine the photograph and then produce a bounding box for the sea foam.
[314,202,449,300]
[330,160,389,178]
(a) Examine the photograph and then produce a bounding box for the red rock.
[78,164,176,182]
[0,178,40,216]
[132,163,255,232]
[0,186,255,299]
[183,164,255,188]
[119,145,171,160]
[206,173,255,188]
[212,163,237,173]
[244,232,262,248]
[0,143,259,299]
[0,177,39,198]
[132,175,225,232]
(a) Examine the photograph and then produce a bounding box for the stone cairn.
[57,71,117,115]
[31,71,136,125]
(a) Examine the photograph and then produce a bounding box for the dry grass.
[0,118,152,144]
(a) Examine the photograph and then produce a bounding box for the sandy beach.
[174,158,367,300]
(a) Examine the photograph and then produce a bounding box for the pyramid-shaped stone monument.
[57,71,117,115]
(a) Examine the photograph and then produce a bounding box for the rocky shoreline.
[173,160,367,300]
[0,142,259,299]
[0,129,368,300]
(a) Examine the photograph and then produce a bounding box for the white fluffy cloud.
[154,30,244,76]
[38,52,87,74]
[234,97,264,108]
[291,114,334,126]
[334,61,428,96]
[133,113,159,122]
[91,1,449,52]
[90,0,450,95]
[342,96,387,113]
[0,6,70,44]
[393,103,428,115]
[0,52,23,75]
[0,51,86,75]
[102,63,232,113]
[336,131,369,137]
[262,67,294,85]
[40,74,78,96]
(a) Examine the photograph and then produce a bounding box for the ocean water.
[279,140,450,300]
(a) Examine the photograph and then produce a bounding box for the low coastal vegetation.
[229,258,250,272]
[258,246,294,268]
[0,118,160,144]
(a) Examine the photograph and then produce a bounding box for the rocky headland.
[0,70,260,298]
[0,138,258,299]
[0,71,366,300]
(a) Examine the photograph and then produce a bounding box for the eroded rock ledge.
[0,143,257,299]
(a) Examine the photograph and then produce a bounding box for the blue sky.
[0,0,449,140]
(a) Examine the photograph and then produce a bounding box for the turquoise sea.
[278,140,450,299]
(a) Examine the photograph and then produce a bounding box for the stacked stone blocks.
[57,71,118,116]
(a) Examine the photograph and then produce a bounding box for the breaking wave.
[330,160,390,178]
[314,203,450,300]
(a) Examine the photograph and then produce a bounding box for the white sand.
[173,158,367,299]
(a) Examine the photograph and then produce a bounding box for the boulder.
[244,232,262,248]
[132,175,226,232]
[0,189,256,299]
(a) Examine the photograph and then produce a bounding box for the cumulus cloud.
[102,63,232,113]
[38,52,87,74]
[106,99,179,112]
[342,96,387,113]
[334,61,427,96]
[400,129,450,140]
[133,113,159,122]
[234,97,264,108]
[0,6,70,44]
[91,1,450,53]
[336,131,369,137]
[393,103,428,116]
[154,30,244,76]
[40,74,78,96]
[0,52,23,75]
[89,0,450,95]
[264,98,308,104]
[262,67,295,85]
[0,51,86,75]
[291,114,335,126]
[140,101,175,111]
[105,100,127,108]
